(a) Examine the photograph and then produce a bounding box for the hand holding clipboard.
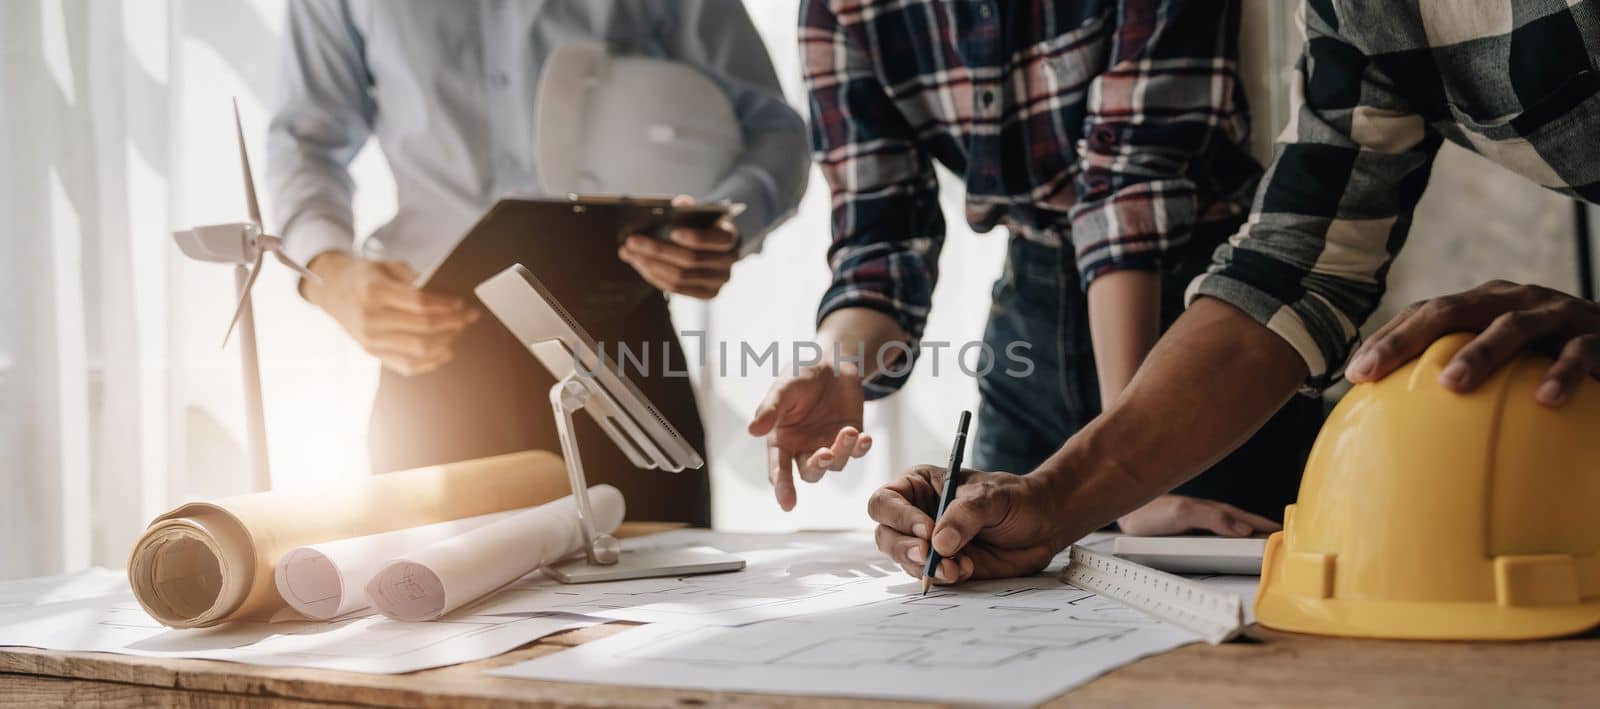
[616,195,745,299]
[408,196,740,368]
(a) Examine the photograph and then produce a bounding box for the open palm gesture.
[747,362,874,510]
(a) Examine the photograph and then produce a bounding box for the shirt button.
[489,72,510,89]
[1091,126,1118,150]
[981,91,996,108]
[978,3,992,19]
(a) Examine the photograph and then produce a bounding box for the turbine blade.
[223,252,266,348]
[273,248,322,286]
[233,98,263,228]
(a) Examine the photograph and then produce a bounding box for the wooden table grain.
[3,524,1596,708]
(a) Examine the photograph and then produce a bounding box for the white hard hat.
[536,41,744,197]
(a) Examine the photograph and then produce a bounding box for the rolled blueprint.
[128,450,570,628]
[274,509,517,620]
[367,485,624,621]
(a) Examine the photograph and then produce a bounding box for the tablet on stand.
[475,264,744,583]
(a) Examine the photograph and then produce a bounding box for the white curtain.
[0,0,361,580]
[1,0,176,578]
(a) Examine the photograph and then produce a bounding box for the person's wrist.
[815,307,912,380]
[302,251,352,306]
[1022,461,1078,550]
[813,331,862,380]
[1028,420,1142,547]
[1096,380,1125,411]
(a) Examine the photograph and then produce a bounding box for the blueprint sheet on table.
[1,530,1256,690]
[490,529,1256,625]
[489,531,1243,706]
[0,569,595,674]
[474,529,923,625]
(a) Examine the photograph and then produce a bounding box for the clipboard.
[417,195,744,323]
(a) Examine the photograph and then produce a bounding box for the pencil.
[921,410,971,595]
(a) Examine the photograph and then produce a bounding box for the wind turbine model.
[172,100,319,492]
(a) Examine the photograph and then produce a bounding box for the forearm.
[1086,270,1161,406]
[300,250,354,305]
[267,0,372,268]
[1034,296,1308,543]
[703,97,809,253]
[815,307,910,380]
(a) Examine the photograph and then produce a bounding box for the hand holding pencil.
[867,415,1069,586]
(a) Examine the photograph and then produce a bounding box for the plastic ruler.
[1058,545,1245,644]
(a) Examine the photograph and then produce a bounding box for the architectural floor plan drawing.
[477,530,921,625]
[618,581,1164,669]
[490,571,1202,706]
[2,531,1258,692]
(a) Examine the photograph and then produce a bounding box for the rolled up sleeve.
[1069,0,1252,284]
[267,0,374,271]
[1185,1,1442,390]
[801,0,944,399]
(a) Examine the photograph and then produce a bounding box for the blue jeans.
[971,234,1321,521]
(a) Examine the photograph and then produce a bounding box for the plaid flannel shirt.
[1189,0,1600,391]
[801,0,1259,397]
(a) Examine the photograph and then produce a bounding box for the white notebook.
[1112,535,1268,575]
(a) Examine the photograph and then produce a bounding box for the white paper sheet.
[429,530,1254,630]
[490,574,1199,706]
[481,531,1260,706]
[274,510,517,620]
[473,530,918,626]
[285,528,1258,636]
[368,485,624,621]
[0,534,1261,691]
[0,571,597,674]
[0,568,127,608]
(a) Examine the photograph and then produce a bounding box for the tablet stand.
[545,373,745,583]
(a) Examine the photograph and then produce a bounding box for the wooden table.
[3,524,1597,708]
[6,626,1598,707]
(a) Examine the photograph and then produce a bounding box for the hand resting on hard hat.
[617,195,739,299]
[868,465,1065,585]
[1346,280,1600,407]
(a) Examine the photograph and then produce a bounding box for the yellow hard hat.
[1256,333,1600,640]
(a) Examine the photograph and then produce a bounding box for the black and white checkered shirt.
[1188,0,1600,390]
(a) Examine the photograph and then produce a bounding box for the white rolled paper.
[366,485,625,621]
[126,450,571,628]
[273,510,516,620]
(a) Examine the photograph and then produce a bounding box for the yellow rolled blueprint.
[127,450,570,628]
